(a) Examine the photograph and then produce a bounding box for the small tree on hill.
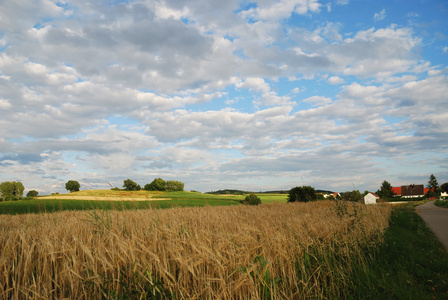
[288,186,316,203]
[144,178,166,191]
[123,179,141,191]
[65,180,80,192]
[27,190,39,197]
[166,180,184,191]
[426,174,441,198]
[243,193,261,205]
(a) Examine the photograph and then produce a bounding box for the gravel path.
[416,201,448,252]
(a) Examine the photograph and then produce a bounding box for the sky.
[0,0,447,195]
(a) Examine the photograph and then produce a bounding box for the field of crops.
[0,201,391,299]
[0,190,289,215]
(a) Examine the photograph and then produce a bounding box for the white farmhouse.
[363,192,379,205]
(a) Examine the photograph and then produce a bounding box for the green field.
[0,190,289,215]
[0,192,242,215]
[153,191,288,203]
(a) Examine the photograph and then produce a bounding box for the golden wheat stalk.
[0,201,391,299]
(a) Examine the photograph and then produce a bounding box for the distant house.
[392,184,426,198]
[323,192,340,199]
[363,192,379,205]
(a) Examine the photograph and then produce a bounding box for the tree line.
[121,178,184,192]
[64,178,185,193]
[0,181,38,201]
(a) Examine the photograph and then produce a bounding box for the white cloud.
[0,0,446,193]
[327,76,345,84]
[303,95,332,106]
[236,77,271,93]
[0,99,11,110]
[374,9,386,22]
[240,0,321,21]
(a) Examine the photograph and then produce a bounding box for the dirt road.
[416,201,448,252]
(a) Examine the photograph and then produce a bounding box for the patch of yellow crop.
[0,201,391,299]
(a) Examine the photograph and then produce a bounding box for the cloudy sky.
[1,0,447,194]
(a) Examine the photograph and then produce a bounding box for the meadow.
[0,190,288,215]
[0,201,391,299]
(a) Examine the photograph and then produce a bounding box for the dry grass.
[0,201,391,299]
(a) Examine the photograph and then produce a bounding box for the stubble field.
[0,201,391,299]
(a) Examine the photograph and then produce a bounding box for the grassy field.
[0,201,391,299]
[0,197,240,215]
[0,190,287,215]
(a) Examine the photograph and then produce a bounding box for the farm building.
[363,192,379,205]
[391,184,430,198]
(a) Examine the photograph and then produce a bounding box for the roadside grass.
[0,198,240,215]
[348,202,448,299]
[435,199,448,208]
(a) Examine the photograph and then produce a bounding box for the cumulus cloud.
[327,76,345,84]
[0,0,446,193]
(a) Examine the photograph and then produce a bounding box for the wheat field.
[0,201,391,299]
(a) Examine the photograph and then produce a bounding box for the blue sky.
[0,0,447,194]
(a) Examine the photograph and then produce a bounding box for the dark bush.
[26,190,39,197]
[288,186,317,203]
[243,193,261,205]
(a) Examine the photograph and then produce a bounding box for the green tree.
[65,180,81,192]
[0,181,25,200]
[441,182,448,193]
[26,190,39,197]
[376,180,395,200]
[0,181,16,201]
[123,179,141,191]
[340,190,362,202]
[166,180,184,191]
[426,174,441,198]
[15,182,24,197]
[144,178,166,191]
[243,193,261,205]
[288,186,317,203]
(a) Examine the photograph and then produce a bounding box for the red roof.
[392,186,432,196]
[391,187,401,195]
